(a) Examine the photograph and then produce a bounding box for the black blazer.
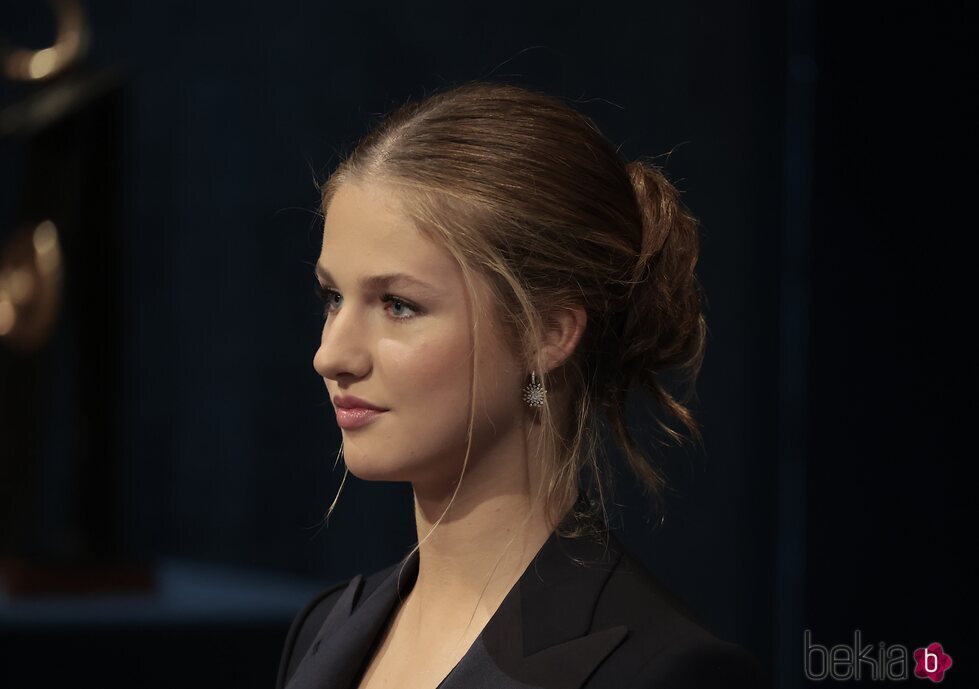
[276,514,769,689]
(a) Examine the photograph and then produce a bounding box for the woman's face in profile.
[313,181,524,489]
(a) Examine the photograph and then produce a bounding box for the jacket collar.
[285,502,628,689]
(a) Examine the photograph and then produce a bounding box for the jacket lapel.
[285,507,628,689]
[440,524,628,689]
[282,560,415,689]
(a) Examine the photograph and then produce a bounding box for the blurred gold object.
[1,0,89,82]
[0,220,63,352]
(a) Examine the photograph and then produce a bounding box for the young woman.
[277,82,768,689]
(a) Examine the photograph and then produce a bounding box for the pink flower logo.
[913,642,953,683]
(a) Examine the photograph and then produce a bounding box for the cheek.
[342,329,470,481]
[377,324,519,419]
[352,318,522,484]
[377,328,473,413]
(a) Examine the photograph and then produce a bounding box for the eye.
[381,293,421,320]
[313,282,342,318]
[313,282,421,323]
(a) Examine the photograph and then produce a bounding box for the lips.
[331,394,388,429]
[335,407,386,430]
[332,394,387,411]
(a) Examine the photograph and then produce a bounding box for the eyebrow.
[314,263,439,293]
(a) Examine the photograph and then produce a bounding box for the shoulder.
[275,561,402,689]
[590,544,770,688]
[274,576,352,689]
[622,637,769,689]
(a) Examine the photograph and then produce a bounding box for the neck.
[405,424,577,628]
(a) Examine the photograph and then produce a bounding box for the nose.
[312,308,371,381]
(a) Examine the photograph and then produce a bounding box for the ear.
[539,305,588,374]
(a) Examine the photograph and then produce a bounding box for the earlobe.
[540,305,587,373]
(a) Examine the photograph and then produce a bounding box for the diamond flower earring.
[522,371,547,408]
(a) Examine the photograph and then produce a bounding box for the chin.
[342,439,459,486]
[342,447,413,482]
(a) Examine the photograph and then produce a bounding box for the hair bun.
[624,161,673,281]
[616,160,706,447]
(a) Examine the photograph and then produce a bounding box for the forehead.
[320,182,445,270]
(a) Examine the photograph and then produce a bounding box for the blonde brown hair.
[320,81,706,547]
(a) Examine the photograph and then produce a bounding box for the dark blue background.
[1,1,974,687]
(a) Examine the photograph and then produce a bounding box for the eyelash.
[313,282,421,323]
